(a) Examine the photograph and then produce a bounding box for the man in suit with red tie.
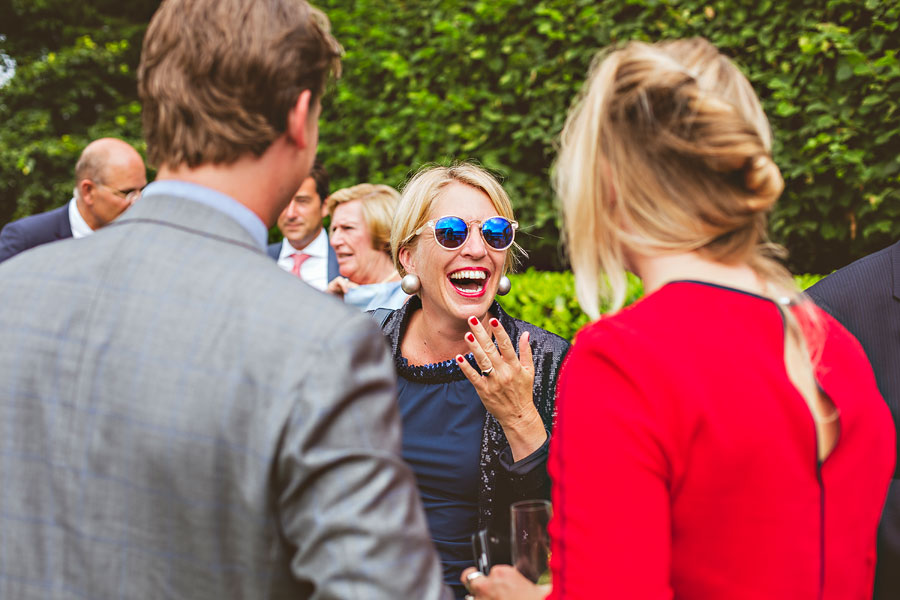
[0,137,146,263]
[268,160,340,290]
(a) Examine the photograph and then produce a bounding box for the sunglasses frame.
[416,215,519,251]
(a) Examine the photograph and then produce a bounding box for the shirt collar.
[68,197,94,239]
[141,180,269,250]
[279,227,328,260]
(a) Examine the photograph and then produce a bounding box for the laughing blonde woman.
[381,163,569,598]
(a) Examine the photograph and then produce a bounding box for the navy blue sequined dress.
[380,296,570,598]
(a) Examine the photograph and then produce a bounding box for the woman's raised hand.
[456,315,546,461]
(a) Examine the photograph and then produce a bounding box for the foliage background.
[504,269,825,341]
[1,0,898,275]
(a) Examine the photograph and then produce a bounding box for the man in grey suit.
[0,1,449,599]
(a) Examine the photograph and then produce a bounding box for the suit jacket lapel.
[892,241,900,302]
[327,243,340,282]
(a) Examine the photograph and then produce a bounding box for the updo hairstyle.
[556,38,788,316]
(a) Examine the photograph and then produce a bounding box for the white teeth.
[451,281,485,293]
[449,270,487,280]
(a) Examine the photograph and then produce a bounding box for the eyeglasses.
[416,215,519,251]
[98,183,144,204]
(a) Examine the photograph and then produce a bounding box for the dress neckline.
[664,279,787,305]
[391,295,489,384]
[396,353,478,383]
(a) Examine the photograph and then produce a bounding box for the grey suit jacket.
[0,193,449,600]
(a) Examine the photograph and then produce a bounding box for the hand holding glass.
[511,499,552,585]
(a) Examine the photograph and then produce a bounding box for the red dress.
[548,281,895,600]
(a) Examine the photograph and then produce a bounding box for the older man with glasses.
[0,137,146,263]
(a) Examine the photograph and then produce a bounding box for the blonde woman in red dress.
[463,37,894,600]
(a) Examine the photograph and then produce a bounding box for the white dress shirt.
[276,228,330,291]
[68,197,94,239]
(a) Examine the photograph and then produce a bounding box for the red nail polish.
[466,333,475,343]
[456,355,465,363]
[469,316,479,326]
[489,318,499,328]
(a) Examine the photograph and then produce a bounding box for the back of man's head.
[138,0,341,171]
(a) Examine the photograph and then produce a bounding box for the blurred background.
[0,0,897,275]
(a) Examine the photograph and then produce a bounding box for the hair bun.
[744,155,783,211]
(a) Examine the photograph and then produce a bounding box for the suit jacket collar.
[114,193,264,255]
[54,203,73,240]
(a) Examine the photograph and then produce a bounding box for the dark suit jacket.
[0,204,72,263]
[267,231,340,284]
[807,241,900,600]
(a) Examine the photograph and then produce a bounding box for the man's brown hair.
[138,0,341,169]
[309,160,330,202]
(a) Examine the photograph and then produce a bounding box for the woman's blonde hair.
[327,183,400,255]
[392,163,522,277]
[556,38,824,406]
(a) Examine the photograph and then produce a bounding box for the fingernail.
[456,355,465,363]
[489,318,499,328]
[465,333,475,343]
[469,316,479,326]
[523,331,530,342]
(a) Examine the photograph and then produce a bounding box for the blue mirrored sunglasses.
[416,215,518,251]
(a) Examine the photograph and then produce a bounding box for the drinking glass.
[510,499,552,584]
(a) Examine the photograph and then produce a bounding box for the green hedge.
[1,0,897,275]
[502,269,825,341]
[317,0,899,274]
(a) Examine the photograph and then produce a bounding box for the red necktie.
[291,253,311,278]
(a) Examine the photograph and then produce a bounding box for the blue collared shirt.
[141,180,269,250]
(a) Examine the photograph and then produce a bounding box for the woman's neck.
[356,252,399,285]
[632,250,764,297]
[401,300,492,366]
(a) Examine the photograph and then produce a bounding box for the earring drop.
[400,273,421,294]
[496,275,511,296]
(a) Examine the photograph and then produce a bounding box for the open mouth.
[448,269,488,296]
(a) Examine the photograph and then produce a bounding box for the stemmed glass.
[511,499,552,585]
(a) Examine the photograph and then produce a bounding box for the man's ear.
[78,180,96,206]
[398,245,416,275]
[286,90,313,150]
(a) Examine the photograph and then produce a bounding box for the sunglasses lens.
[482,217,514,250]
[433,216,469,249]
